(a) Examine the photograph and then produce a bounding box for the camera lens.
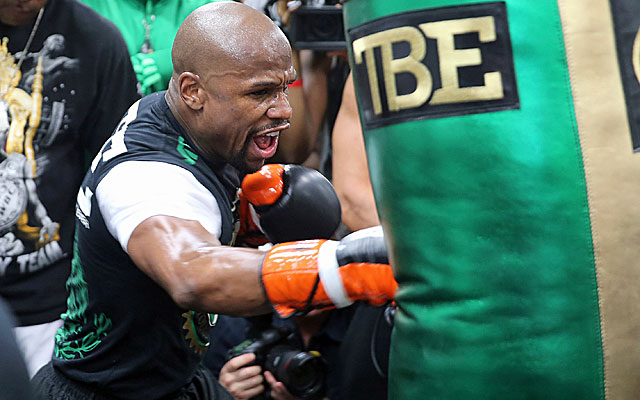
[286,353,323,390]
[265,347,326,399]
[304,14,343,42]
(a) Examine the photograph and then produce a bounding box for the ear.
[178,72,205,111]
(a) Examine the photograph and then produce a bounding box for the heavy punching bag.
[342,0,640,398]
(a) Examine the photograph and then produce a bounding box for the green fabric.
[80,0,224,94]
[343,1,604,399]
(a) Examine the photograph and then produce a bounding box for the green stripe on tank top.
[343,1,605,399]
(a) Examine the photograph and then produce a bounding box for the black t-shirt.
[0,0,140,326]
[53,92,240,399]
[0,298,35,400]
[339,304,393,400]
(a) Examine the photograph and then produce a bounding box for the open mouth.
[250,123,289,159]
[253,131,279,151]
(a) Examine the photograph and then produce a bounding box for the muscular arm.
[127,215,272,317]
[331,73,380,231]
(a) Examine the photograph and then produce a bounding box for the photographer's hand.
[264,371,296,400]
[219,353,265,400]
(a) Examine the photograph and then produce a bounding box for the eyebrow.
[248,81,279,89]
[248,72,298,89]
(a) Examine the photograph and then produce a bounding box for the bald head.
[166,2,294,173]
[172,2,290,78]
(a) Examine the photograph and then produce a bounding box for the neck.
[165,86,207,155]
[165,85,192,135]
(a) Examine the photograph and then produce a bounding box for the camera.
[228,326,326,400]
[287,4,346,51]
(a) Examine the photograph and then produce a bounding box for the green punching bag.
[342,0,640,399]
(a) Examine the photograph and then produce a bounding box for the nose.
[266,90,292,120]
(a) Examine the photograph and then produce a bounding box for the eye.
[250,89,269,97]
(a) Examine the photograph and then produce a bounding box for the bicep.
[96,161,223,252]
[126,215,220,296]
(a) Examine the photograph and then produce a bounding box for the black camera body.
[288,5,346,51]
[228,326,326,400]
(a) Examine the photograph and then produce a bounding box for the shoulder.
[91,95,190,176]
[50,0,129,54]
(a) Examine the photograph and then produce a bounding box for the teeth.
[265,132,279,137]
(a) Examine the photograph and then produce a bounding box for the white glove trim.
[318,240,354,308]
[248,203,263,232]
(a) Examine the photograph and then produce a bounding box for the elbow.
[168,275,212,311]
[339,194,380,232]
[170,282,200,311]
[340,202,362,233]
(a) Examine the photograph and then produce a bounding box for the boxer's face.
[196,39,295,174]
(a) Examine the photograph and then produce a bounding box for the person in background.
[214,306,364,400]
[79,0,223,95]
[330,72,391,400]
[0,0,139,377]
[31,3,395,399]
[0,297,35,400]
[260,0,349,171]
[331,72,379,232]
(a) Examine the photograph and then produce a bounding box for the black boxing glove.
[238,164,341,244]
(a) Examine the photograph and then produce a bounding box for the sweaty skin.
[128,2,295,317]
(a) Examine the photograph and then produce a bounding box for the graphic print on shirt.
[0,34,79,277]
[54,235,112,360]
[53,100,139,360]
[182,311,218,355]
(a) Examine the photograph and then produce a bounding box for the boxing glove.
[261,225,397,318]
[237,164,342,246]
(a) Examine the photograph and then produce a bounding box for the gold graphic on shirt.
[182,311,218,355]
[0,38,59,248]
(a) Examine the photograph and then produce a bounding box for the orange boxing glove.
[235,195,269,247]
[235,164,285,247]
[241,164,286,207]
[237,164,341,247]
[261,226,397,318]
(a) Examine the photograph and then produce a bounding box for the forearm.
[128,216,271,317]
[331,72,380,231]
[127,213,395,321]
[171,245,272,316]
